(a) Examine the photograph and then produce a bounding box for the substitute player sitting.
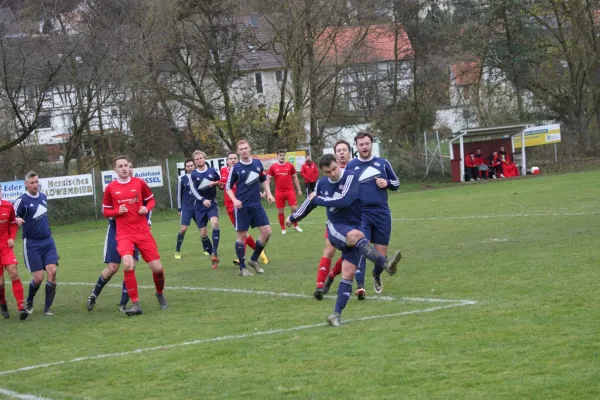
[267,149,303,235]
[288,154,401,326]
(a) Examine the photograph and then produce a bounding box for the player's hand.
[15,217,24,227]
[178,211,181,217]
[297,189,302,196]
[285,216,293,227]
[7,239,15,248]
[267,194,275,204]
[218,182,225,190]
[308,192,317,201]
[203,199,212,208]
[376,178,388,188]
[139,206,148,215]
[209,181,219,187]
[119,205,128,214]
[233,199,242,209]
[260,191,266,199]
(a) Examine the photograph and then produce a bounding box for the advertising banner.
[102,166,164,191]
[0,180,25,201]
[39,174,94,199]
[513,124,561,148]
[177,151,307,176]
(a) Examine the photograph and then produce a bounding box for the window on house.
[38,114,52,129]
[111,108,118,117]
[250,15,259,27]
[275,70,283,82]
[255,73,263,93]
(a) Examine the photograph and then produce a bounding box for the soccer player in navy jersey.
[288,154,401,326]
[345,130,400,296]
[189,150,222,268]
[13,171,59,316]
[174,159,197,260]
[226,139,275,276]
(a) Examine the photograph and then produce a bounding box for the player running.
[219,151,268,265]
[226,139,275,276]
[189,150,222,268]
[288,154,401,326]
[174,159,197,259]
[0,186,27,320]
[267,149,303,235]
[13,171,59,316]
[102,156,167,316]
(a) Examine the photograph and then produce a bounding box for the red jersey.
[102,177,155,236]
[267,162,296,193]
[301,161,319,183]
[0,199,17,246]
[220,166,235,210]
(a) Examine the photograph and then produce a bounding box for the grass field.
[1,171,599,400]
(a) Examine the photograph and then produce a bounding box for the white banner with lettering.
[39,174,94,199]
[101,166,164,191]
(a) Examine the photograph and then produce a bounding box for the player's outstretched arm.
[312,175,359,208]
[289,198,316,224]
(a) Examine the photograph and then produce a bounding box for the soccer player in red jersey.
[219,152,268,265]
[313,140,350,300]
[0,187,27,320]
[102,155,167,316]
[267,149,303,235]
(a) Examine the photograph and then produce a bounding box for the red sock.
[124,270,139,303]
[278,213,285,230]
[152,270,165,294]
[293,221,298,227]
[246,235,256,250]
[11,279,24,310]
[0,285,5,305]
[316,257,331,288]
[330,257,343,278]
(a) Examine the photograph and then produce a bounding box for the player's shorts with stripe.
[325,221,361,266]
[116,231,160,263]
[0,246,18,268]
[275,190,297,209]
[195,203,219,229]
[234,205,269,232]
[22,237,59,273]
[360,208,392,246]
[104,223,139,264]
[180,205,196,226]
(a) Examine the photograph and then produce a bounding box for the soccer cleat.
[43,309,55,316]
[174,251,182,260]
[281,230,286,235]
[355,287,366,301]
[239,268,254,277]
[233,259,240,266]
[156,293,168,310]
[322,274,335,295]
[500,174,505,178]
[248,260,264,274]
[125,301,143,316]
[373,273,383,294]
[118,304,127,313]
[19,309,28,320]
[259,251,269,264]
[327,312,342,327]
[314,287,324,300]
[384,251,402,276]
[25,302,34,315]
[294,226,303,233]
[203,251,210,256]
[86,293,97,311]
[0,304,10,319]
[211,254,219,269]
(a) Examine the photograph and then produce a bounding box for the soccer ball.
[531,166,540,175]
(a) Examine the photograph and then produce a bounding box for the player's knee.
[277,209,284,214]
[32,272,44,285]
[180,226,188,234]
[46,264,57,276]
[107,263,120,276]
[341,262,357,280]
[347,230,364,246]
[6,266,19,280]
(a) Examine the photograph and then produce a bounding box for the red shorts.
[117,232,160,262]
[227,209,235,226]
[276,191,297,209]
[0,247,18,268]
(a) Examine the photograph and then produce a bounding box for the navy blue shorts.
[23,237,59,273]
[195,203,219,229]
[180,206,196,226]
[104,223,139,264]
[361,208,392,246]
[234,205,270,232]
[326,221,361,267]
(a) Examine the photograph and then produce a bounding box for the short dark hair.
[184,158,194,166]
[334,140,351,153]
[25,171,38,181]
[354,130,374,143]
[318,154,337,169]
[276,149,286,155]
[113,155,130,168]
[227,151,237,158]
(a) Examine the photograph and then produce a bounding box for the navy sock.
[355,257,366,287]
[92,275,110,297]
[235,241,246,270]
[250,240,265,262]
[176,232,185,252]
[201,236,213,254]
[355,238,386,270]
[212,229,220,256]
[119,281,129,306]
[334,279,353,315]
[44,281,56,311]
[27,280,40,303]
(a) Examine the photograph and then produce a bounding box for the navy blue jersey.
[177,174,196,211]
[346,156,399,209]
[13,192,52,240]
[226,159,267,207]
[190,167,220,203]
[290,169,361,226]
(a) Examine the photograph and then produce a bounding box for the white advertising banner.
[39,174,94,199]
[102,166,164,191]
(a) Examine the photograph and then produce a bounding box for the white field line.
[0,387,53,400]
[0,301,474,377]
[393,211,600,222]
[57,282,476,304]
